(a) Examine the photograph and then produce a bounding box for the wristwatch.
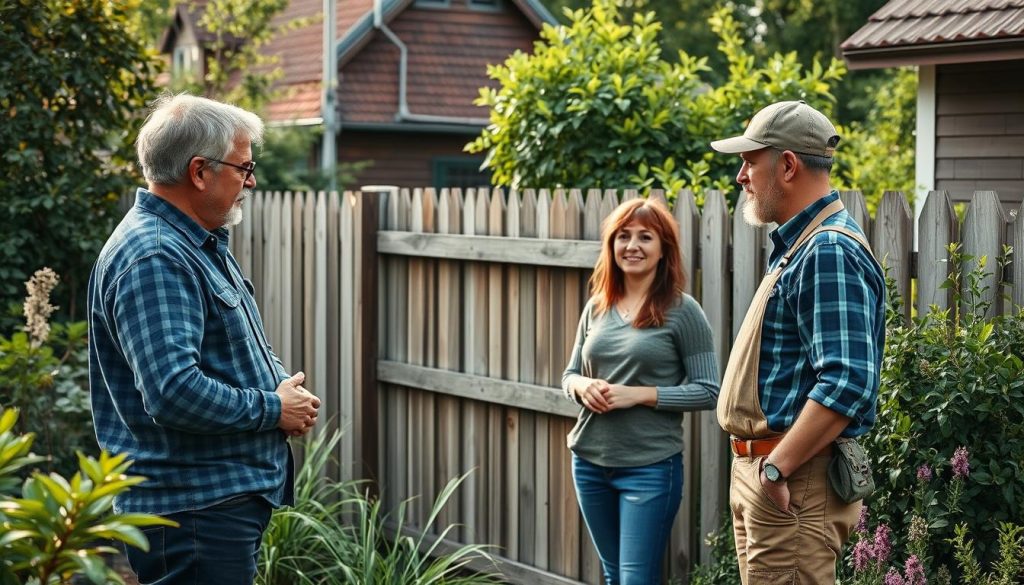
[763,461,786,483]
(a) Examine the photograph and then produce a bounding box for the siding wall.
[339,130,483,187]
[935,59,1024,207]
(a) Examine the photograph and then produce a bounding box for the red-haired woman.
[562,197,720,585]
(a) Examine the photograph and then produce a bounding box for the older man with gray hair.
[88,94,320,584]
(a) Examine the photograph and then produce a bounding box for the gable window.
[172,44,201,78]
[414,0,450,8]
[432,157,490,191]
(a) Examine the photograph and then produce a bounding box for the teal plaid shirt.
[759,191,886,437]
[88,189,293,515]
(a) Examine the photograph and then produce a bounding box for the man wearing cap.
[710,101,886,584]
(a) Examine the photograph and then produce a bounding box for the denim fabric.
[126,495,273,585]
[572,453,683,585]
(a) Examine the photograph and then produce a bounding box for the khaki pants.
[730,454,860,585]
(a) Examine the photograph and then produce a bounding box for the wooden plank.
[312,193,327,436]
[423,188,440,532]
[936,158,1024,180]
[436,187,464,540]
[340,191,359,485]
[383,188,409,508]
[675,190,700,297]
[961,190,1009,318]
[698,189,731,565]
[504,189,521,560]
[264,192,282,354]
[407,188,428,528]
[557,189,583,580]
[547,189,570,577]
[732,191,765,340]
[917,190,958,316]
[1013,201,1024,312]
[238,192,253,277]
[936,113,1024,137]
[487,189,507,551]
[839,190,872,243]
[517,189,539,566]
[252,192,265,317]
[325,191,341,479]
[873,192,914,323]
[533,189,552,570]
[936,136,1024,158]
[936,92,1024,117]
[461,188,488,543]
[377,231,601,268]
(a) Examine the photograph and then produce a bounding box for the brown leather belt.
[730,436,833,458]
[730,436,783,457]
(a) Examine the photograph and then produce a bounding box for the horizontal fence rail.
[221,185,1024,585]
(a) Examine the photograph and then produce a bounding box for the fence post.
[356,188,384,488]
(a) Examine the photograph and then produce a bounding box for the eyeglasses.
[196,157,256,182]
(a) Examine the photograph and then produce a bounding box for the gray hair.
[136,93,264,185]
[768,148,834,175]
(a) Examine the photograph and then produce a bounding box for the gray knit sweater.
[562,294,720,467]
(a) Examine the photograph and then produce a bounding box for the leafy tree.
[835,67,917,211]
[170,0,314,114]
[0,0,160,319]
[468,1,843,203]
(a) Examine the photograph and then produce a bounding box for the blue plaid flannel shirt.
[759,191,886,437]
[88,189,293,515]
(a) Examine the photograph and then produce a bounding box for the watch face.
[765,463,782,482]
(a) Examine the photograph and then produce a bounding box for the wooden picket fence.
[218,186,1024,585]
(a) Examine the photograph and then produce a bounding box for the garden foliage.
[859,244,1024,576]
[258,429,500,585]
[0,0,159,318]
[0,407,173,585]
[467,0,844,203]
[0,269,93,477]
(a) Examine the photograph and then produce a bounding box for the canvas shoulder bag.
[828,437,875,503]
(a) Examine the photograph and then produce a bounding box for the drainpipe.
[322,0,339,190]
[372,0,489,126]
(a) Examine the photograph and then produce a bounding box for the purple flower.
[905,554,927,585]
[852,538,873,573]
[874,524,893,566]
[951,446,970,479]
[916,464,933,483]
[856,505,870,534]
[885,568,907,585]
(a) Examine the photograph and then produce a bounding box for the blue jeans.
[125,495,273,585]
[572,453,683,585]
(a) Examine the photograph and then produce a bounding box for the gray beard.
[223,188,251,227]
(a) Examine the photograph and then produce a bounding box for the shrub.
[258,429,500,585]
[863,243,1024,569]
[467,0,844,204]
[0,269,94,477]
[0,407,173,584]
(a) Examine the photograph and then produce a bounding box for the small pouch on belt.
[828,437,875,503]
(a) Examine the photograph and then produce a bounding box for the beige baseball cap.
[710,100,839,157]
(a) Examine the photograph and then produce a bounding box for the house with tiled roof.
[160,0,556,189]
[842,0,1024,210]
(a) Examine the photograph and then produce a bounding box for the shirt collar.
[135,188,231,253]
[769,190,840,255]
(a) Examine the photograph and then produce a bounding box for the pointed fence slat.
[917,191,957,315]
[487,189,507,550]
[873,191,914,323]
[504,189,522,560]
[698,190,731,565]
[533,189,552,570]
[517,189,540,567]
[436,188,464,539]
[839,190,872,243]
[961,190,1008,318]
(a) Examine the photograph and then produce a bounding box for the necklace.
[619,297,643,320]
